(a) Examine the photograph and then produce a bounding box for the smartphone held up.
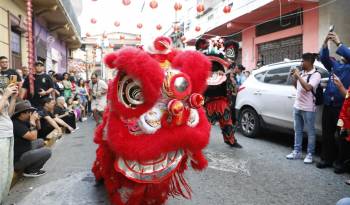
[9,75,17,84]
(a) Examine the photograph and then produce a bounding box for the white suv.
[235,60,329,138]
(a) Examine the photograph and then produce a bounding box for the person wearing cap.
[20,61,54,108]
[0,82,18,204]
[12,100,51,177]
[317,32,350,172]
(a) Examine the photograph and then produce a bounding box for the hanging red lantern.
[196,3,205,13]
[90,18,97,24]
[223,5,231,14]
[195,26,201,32]
[180,36,186,42]
[149,0,158,9]
[156,24,162,30]
[86,32,91,37]
[226,22,232,29]
[174,2,182,11]
[137,23,143,29]
[120,35,125,40]
[122,0,131,6]
[114,21,120,27]
[173,24,180,32]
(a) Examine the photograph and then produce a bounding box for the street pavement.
[5,119,350,205]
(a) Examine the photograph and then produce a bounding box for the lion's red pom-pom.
[172,51,211,94]
[154,36,172,51]
[104,53,118,68]
[190,151,208,171]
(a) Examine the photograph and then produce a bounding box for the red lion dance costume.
[338,88,350,141]
[92,37,211,205]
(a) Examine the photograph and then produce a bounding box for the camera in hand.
[290,66,301,76]
[329,25,335,32]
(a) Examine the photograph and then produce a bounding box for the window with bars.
[11,31,21,54]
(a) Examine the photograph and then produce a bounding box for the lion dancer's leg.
[92,107,125,204]
[218,107,236,146]
[92,106,109,181]
[206,98,240,147]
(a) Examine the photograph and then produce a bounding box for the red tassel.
[168,157,192,199]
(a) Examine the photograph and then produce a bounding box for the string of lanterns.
[88,0,233,42]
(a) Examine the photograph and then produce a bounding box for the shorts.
[91,96,107,112]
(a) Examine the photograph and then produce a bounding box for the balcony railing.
[59,0,81,36]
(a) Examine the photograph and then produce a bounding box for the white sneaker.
[304,153,313,164]
[286,150,302,160]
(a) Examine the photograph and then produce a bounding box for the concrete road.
[5,119,350,205]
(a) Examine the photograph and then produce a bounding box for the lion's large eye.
[163,70,192,100]
[174,76,189,93]
[118,73,144,108]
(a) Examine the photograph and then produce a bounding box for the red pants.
[205,97,236,145]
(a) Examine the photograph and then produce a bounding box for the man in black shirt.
[0,56,22,92]
[12,100,51,177]
[39,97,74,139]
[20,61,54,108]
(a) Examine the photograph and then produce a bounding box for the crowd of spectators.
[0,56,98,204]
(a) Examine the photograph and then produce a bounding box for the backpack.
[306,70,323,106]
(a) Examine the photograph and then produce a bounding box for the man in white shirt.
[286,53,321,164]
[89,73,108,125]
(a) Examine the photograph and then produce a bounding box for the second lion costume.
[196,38,241,148]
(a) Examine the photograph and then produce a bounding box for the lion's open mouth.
[114,150,184,183]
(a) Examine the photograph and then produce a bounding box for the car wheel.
[239,107,260,138]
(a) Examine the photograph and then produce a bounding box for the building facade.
[0,0,28,69]
[183,0,350,70]
[72,32,140,81]
[0,0,81,73]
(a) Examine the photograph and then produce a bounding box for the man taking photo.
[317,31,350,173]
[89,73,108,126]
[12,100,51,177]
[286,53,321,164]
